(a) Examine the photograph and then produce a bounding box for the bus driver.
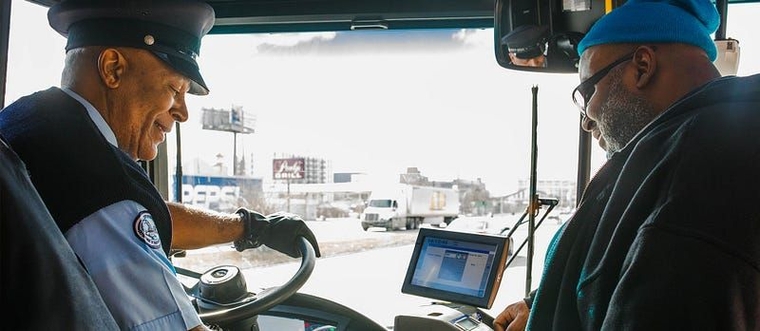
[0,1,321,330]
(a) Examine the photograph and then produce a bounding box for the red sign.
[273,158,305,180]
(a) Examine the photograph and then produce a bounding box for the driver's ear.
[98,48,125,89]
[633,46,657,89]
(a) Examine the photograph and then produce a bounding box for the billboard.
[201,106,255,133]
[273,158,305,180]
[181,175,262,212]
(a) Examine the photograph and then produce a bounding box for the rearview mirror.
[494,0,608,73]
[495,23,583,72]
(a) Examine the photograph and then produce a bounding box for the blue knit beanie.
[577,0,720,60]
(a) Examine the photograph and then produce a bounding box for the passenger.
[1,135,119,330]
[0,1,320,330]
[493,0,760,329]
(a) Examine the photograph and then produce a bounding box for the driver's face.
[105,48,191,161]
[509,53,546,68]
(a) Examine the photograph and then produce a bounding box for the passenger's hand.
[262,211,321,258]
[493,300,530,331]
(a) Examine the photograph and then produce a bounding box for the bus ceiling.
[21,0,756,34]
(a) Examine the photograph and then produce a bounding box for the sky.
[5,1,760,196]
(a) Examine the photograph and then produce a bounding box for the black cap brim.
[513,47,545,59]
[151,51,209,95]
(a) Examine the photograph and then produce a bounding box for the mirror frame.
[494,0,614,73]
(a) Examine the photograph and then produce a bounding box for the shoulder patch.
[133,211,162,249]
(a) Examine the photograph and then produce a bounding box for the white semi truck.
[361,184,460,231]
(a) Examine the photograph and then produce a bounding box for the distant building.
[272,154,332,184]
[517,178,576,208]
[334,172,366,183]
[489,178,576,215]
[399,167,429,185]
[303,157,331,184]
[453,178,489,215]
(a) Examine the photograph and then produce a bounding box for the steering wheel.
[177,237,316,326]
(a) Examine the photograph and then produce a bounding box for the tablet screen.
[401,227,510,308]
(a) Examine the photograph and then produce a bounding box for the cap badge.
[144,35,155,46]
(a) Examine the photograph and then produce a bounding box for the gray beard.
[598,69,658,155]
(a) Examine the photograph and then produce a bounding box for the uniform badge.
[134,211,161,249]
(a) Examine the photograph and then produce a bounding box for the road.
[175,214,566,329]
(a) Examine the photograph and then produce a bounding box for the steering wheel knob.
[198,265,248,305]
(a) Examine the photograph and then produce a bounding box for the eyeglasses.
[571,52,635,117]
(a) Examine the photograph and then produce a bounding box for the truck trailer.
[361,184,460,231]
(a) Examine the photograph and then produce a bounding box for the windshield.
[6,1,759,328]
[369,199,393,208]
[447,218,489,231]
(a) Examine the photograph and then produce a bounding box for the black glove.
[234,209,321,258]
[233,208,270,252]
[262,211,321,258]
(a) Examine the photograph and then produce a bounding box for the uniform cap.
[577,0,720,61]
[48,0,215,95]
[501,25,549,59]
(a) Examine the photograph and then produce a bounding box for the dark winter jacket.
[527,74,760,330]
[0,87,173,255]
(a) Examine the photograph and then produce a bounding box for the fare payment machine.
[395,227,512,331]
